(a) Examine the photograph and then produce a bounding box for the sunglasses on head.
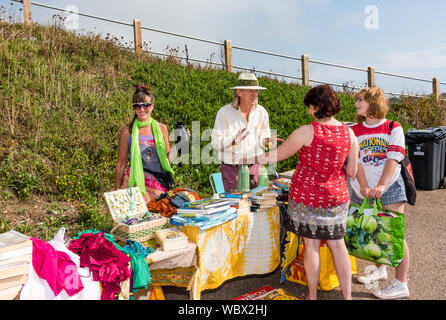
[132,102,153,109]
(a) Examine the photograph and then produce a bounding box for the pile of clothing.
[20,228,153,300]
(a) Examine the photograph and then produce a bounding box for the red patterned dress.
[288,122,351,240]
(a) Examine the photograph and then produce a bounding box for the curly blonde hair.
[353,86,388,122]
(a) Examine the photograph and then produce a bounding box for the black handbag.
[390,121,416,206]
[143,168,174,190]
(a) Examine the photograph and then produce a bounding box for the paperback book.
[0,230,32,261]
[219,191,252,199]
[278,169,295,179]
[272,177,291,191]
[184,198,230,210]
[177,204,231,215]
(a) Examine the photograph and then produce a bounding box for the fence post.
[433,78,440,103]
[224,40,233,72]
[301,54,309,86]
[133,19,142,55]
[22,0,33,25]
[368,66,375,87]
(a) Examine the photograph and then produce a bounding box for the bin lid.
[406,127,446,144]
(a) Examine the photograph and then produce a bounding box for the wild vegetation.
[0,18,442,240]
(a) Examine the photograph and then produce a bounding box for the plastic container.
[174,121,190,167]
[257,166,269,187]
[406,127,446,190]
[237,165,250,192]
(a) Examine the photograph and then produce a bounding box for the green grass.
[1,20,441,239]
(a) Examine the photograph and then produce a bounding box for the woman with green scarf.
[115,85,175,203]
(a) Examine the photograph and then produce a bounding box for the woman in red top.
[244,84,358,300]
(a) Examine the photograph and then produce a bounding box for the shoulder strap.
[389,120,395,132]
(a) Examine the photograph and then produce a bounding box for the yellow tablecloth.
[181,206,280,300]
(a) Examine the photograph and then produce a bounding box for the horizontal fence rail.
[9,0,446,102]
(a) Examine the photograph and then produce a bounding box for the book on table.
[177,204,231,216]
[251,199,277,206]
[184,198,230,210]
[0,261,30,280]
[272,177,291,191]
[154,227,189,251]
[0,274,28,291]
[228,198,250,208]
[219,191,252,199]
[0,230,32,261]
[0,254,32,267]
[250,186,278,197]
[278,169,295,179]
[0,284,23,300]
[236,207,250,214]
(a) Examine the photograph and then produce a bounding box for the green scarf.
[129,118,174,196]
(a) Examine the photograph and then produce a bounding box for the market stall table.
[146,241,197,289]
[181,206,280,300]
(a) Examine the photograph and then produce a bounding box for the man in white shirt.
[211,73,282,192]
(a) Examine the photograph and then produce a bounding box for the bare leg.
[303,238,321,300]
[327,239,352,300]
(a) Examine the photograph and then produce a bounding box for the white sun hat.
[229,73,266,90]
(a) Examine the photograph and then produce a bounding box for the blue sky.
[3,0,446,96]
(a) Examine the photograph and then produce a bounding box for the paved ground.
[162,189,446,300]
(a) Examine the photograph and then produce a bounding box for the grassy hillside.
[1,21,435,239]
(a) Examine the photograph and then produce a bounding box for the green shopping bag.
[345,198,405,267]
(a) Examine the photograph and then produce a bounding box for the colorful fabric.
[288,122,351,240]
[68,232,131,300]
[123,240,153,258]
[124,167,168,192]
[30,237,84,297]
[350,119,406,200]
[182,206,280,300]
[72,229,152,294]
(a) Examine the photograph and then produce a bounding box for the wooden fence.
[16,0,445,101]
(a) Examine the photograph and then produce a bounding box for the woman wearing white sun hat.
[211,73,283,192]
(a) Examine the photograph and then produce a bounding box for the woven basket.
[104,187,170,242]
[110,218,171,243]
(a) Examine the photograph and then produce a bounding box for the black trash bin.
[405,127,446,190]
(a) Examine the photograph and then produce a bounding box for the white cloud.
[378,45,446,75]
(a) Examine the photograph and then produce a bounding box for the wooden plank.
[133,19,142,55]
[301,54,309,86]
[224,40,233,72]
[22,0,33,25]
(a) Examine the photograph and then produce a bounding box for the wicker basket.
[105,187,170,242]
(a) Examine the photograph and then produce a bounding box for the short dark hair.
[303,84,341,119]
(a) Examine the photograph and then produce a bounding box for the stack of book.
[219,192,251,214]
[0,230,32,300]
[154,227,189,251]
[170,207,238,230]
[272,177,291,191]
[177,198,231,216]
[278,169,295,179]
[171,198,238,230]
[249,186,279,212]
